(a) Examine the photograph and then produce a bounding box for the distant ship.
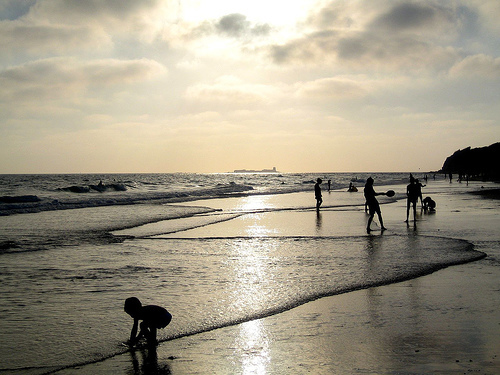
[232,167,279,173]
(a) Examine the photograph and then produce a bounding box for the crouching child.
[124,297,172,347]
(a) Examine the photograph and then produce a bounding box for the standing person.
[406,175,419,223]
[364,177,387,233]
[415,179,426,207]
[314,178,323,210]
[124,297,172,347]
[327,179,331,192]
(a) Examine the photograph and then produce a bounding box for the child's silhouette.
[124,297,172,347]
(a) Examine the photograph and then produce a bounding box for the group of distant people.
[315,177,387,232]
[314,174,436,233]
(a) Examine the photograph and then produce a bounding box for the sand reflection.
[128,348,171,375]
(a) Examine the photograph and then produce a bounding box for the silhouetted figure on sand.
[364,177,387,233]
[315,178,323,210]
[415,179,425,207]
[406,175,419,223]
[423,197,436,212]
[124,297,172,348]
[328,179,331,192]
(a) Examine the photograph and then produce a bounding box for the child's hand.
[122,340,135,347]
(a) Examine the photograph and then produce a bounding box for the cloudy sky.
[1,0,499,173]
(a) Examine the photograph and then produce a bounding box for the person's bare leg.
[367,214,374,233]
[378,212,387,230]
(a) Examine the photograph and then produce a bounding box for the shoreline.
[51,257,500,375]
[50,180,500,374]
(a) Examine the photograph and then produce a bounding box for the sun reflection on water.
[224,212,278,374]
[225,238,277,373]
[238,319,271,375]
[228,239,276,305]
[235,195,275,212]
[244,213,278,237]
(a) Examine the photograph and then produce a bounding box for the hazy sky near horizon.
[1,0,499,173]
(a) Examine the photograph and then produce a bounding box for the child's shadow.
[129,347,172,375]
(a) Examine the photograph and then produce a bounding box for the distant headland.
[439,142,500,181]
[232,167,279,173]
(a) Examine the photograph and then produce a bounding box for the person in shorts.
[364,177,387,233]
[406,175,419,223]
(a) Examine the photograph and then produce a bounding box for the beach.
[3,1,500,374]
[40,178,500,375]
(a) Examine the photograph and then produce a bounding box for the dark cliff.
[440,142,500,181]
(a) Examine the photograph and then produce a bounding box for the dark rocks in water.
[0,195,41,203]
[62,186,91,193]
[111,183,127,191]
[61,183,127,193]
[440,142,500,181]
[89,184,106,192]
[0,240,19,252]
[90,183,127,192]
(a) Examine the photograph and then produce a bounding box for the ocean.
[0,172,491,374]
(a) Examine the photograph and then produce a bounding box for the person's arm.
[128,318,139,346]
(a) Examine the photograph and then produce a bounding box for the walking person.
[364,177,387,233]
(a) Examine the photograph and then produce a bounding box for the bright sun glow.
[180,0,312,26]
[3,1,498,174]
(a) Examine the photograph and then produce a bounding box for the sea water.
[0,172,412,215]
[0,173,490,374]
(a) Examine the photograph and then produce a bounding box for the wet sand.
[54,181,500,374]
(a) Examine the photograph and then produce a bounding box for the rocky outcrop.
[440,142,500,181]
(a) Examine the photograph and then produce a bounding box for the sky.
[1,0,499,174]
